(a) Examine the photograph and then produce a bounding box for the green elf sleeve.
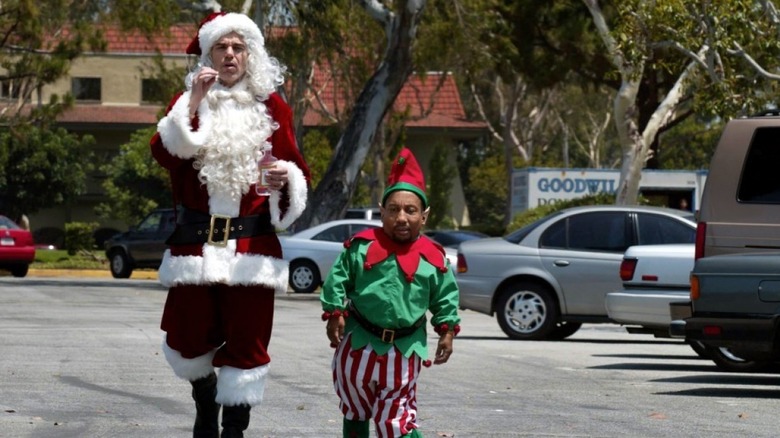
[428,260,462,334]
[320,244,356,313]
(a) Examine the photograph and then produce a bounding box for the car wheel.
[687,340,711,359]
[548,322,582,340]
[109,250,133,279]
[10,264,29,278]
[705,345,771,372]
[289,260,320,294]
[495,281,558,340]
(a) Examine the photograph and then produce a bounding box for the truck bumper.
[684,315,778,353]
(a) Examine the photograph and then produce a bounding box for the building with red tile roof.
[23,23,486,240]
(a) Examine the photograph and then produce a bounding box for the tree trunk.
[296,0,426,228]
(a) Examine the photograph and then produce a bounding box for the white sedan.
[280,219,458,293]
[280,219,382,293]
[604,243,693,334]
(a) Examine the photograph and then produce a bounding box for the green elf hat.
[382,147,428,209]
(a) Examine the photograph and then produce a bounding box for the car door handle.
[553,260,570,267]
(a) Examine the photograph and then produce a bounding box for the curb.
[22,269,320,300]
[27,269,158,280]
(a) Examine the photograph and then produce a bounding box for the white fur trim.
[158,248,289,293]
[157,91,213,158]
[162,337,216,381]
[199,13,264,65]
[216,365,269,407]
[269,160,308,230]
[208,191,241,218]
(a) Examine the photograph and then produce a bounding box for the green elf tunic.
[320,228,461,359]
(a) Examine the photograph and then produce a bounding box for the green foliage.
[426,142,454,229]
[33,249,106,269]
[64,221,98,255]
[96,127,171,226]
[302,128,338,190]
[0,125,94,219]
[462,149,507,235]
[657,117,722,170]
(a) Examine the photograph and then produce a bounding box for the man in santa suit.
[150,11,310,438]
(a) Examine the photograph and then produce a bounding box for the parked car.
[694,110,780,259]
[104,208,175,278]
[669,110,780,372]
[0,215,36,277]
[344,207,381,220]
[606,244,693,336]
[671,252,780,372]
[281,219,382,293]
[456,205,696,340]
[604,243,711,358]
[424,229,488,249]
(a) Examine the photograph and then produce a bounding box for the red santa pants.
[161,283,275,370]
[332,333,421,438]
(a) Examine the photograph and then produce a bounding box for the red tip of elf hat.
[186,11,227,55]
[382,147,428,208]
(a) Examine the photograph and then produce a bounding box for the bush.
[64,222,99,255]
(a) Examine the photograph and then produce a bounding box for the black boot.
[191,373,220,438]
[221,404,251,438]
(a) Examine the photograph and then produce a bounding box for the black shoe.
[221,404,251,438]
[191,373,220,438]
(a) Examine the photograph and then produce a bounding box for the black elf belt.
[166,208,275,246]
[348,301,426,343]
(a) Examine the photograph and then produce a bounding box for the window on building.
[0,79,24,100]
[72,77,101,101]
[141,78,165,104]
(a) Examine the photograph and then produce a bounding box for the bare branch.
[727,41,780,80]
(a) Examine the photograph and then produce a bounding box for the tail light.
[690,274,700,300]
[457,253,468,273]
[694,222,706,260]
[619,258,637,281]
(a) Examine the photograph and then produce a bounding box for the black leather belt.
[348,301,426,343]
[166,208,275,246]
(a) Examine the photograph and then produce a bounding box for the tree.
[295,0,428,228]
[583,0,780,204]
[0,124,94,221]
[425,142,454,229]
[96,127,172,225]
[0,0,226,219]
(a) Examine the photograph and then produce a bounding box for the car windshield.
[503,211,565,244]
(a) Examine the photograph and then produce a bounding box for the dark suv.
[104,208,174,278]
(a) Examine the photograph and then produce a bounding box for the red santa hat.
[185,12,265,57]
[382,147,428,208]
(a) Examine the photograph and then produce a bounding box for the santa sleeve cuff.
[269,160,307,230]
[156,91,212,159]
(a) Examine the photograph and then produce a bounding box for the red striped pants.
[332,333,421,438]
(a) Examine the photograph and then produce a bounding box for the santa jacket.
[150,89,309,291]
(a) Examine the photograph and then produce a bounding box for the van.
[695,110,780,260]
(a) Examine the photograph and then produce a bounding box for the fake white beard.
[194,83,276,207]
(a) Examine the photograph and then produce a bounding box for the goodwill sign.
[511,167,708,215]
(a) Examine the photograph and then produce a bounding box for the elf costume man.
[321,148,461,438]
[150,11,309,438]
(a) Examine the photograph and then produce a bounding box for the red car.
[0,215,36,277]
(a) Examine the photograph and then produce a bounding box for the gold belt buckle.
[381,329,395,343]
[207,214,231,247]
